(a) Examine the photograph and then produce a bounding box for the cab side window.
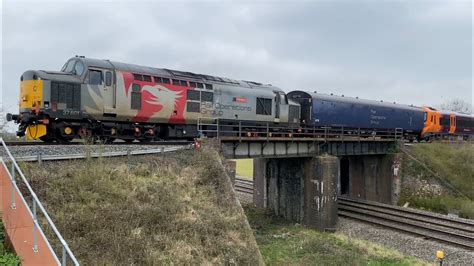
[89,70,103,85]
[105,71,112,86]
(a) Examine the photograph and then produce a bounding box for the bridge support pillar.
[304,156,339,231]
[253,156,338,231]
[345,154,401,204]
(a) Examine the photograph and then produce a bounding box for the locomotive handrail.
[0,138,80,266]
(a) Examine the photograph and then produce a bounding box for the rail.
[13,146,190,163]
[338,197,474,250]
[234,178,474,250]
[198,118,404,141]
[0,138,80,265]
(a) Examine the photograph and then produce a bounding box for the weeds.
[401,143,474,219]
[244,205,427,265]
[21,145,262,265]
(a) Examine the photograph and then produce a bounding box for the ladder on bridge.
[0,138,79,265]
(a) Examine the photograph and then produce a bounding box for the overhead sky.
[1,0,472,115]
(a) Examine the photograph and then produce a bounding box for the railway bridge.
[199,120,403,231]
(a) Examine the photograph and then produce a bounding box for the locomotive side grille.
[51,81,81,110]
[289,105,300,123]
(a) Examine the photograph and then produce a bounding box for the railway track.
[234,178,474,250]
[234,177,254,194]
[3,140,193,146]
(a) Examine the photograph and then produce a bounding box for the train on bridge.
[6,56,474,143]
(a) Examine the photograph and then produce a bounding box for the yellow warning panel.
[26,125,47,140]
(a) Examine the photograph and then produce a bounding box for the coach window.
[205,84,213,90]
[143,75,152,82]
[189,82,197,88]
[105,71,112,86]
[180,80,188,87]
[172,79,180,86]
[154,77,162,83]
[162,78,170,84]
[89,70,103,85]
[196,83,204,89]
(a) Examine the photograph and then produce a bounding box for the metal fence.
[197,118,404,141]
[0,138,79,265]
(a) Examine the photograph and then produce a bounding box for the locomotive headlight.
[22,96,27,102]
[33,86,37,92]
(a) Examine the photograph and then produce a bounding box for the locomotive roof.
[289,90,423,112]
[72,57,280,91]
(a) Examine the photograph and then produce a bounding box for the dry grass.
[20,143,262,265]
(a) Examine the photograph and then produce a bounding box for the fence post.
[33,199,38,252]
[62,246,67,266]
[11,163,16,209]
[217,119,220,140]
[38,153,43,165]
[238,121,242,142]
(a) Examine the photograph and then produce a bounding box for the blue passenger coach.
[287,91,424,139]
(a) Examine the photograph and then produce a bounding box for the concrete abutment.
[252,153,401,230]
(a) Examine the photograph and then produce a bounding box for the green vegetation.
[400,143,474,219]
[244,205,428,266]
[234,159,254,179]
[0,221,21,266]
[21,144,263,264]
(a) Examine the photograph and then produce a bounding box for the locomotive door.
[103,70,116,115]
[274,92,280,121]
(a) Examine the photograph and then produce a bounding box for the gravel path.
[337,217,474,265]
[1,144,177,159]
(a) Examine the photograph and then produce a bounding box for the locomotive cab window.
[73,61,84,76]
[105,71,112,86]
[89,70,103,85]
[62,60,75,73]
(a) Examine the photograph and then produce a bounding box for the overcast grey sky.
[1,0,472,114]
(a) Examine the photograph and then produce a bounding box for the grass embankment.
[244,205,427,265]
[21,145,263,264]
[0,221,21,265]
[234,159,254,179]
[400,143,474,219]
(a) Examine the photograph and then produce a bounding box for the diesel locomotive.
[6,56,473,142]
[7,56,300,142]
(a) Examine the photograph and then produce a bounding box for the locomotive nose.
[21,70,41,81]
[19,70,43,110]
